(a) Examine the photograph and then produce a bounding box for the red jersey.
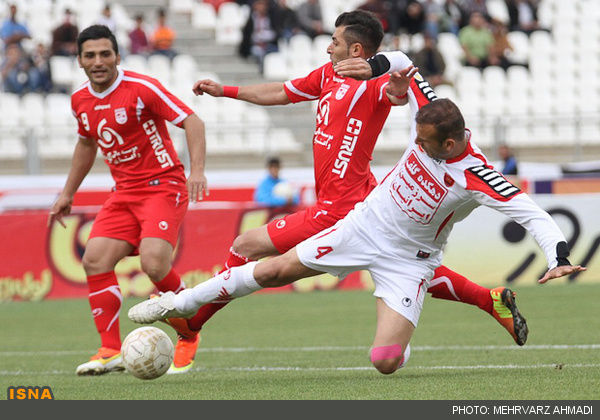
[71,69,193,189]
[284,63,393,216]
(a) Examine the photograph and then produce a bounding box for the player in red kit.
[157,11,527,373]
[47,25,208,375]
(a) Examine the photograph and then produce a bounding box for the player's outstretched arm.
[182,114,208,203]
[386,66,419,105]
[538,265,586,284]
[335,51,414,80]
[48,137,97,228]
[193,79,291,106]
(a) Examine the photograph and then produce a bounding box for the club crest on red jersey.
[114,107,127,124]
[336,84,350,100]
[444,173,455,187]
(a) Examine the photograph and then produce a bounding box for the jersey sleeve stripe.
[284,80,319,100]
[123,75,190,123]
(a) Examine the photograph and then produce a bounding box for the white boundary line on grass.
[1,363,600,377]
[1,343,599,357]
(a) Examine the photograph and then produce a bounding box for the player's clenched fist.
[192,79,223,97]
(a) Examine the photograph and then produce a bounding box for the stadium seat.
[215,2,246,46]
[0,138,27,159]
[121,54,148,74]
[20,93,46,130]
[263,52,289,81]
[486,0,510,24]
[169,0,195,14]
[0,93,21,129]
[506,31,530,66]
[312,34,332,67]
[49,56,75,91]
[147,54,172,84]
[191,2,217,30]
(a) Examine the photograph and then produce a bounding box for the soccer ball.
[272,181,295,201]
[121,326,174,380]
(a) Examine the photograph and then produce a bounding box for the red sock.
[87,272,122,350]
[186,247,252,331]
[153,269,186,294]
[428,266,493,314]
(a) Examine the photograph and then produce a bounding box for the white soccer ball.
[272,181,295,201]
[121,326,174,380]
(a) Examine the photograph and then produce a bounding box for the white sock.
[172,262,262,313]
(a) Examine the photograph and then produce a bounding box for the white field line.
[2,363,600,377]
[1,343,599,357]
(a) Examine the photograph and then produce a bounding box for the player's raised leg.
[76,237,133,376]
[129,249,321,324]
[428,266,528,345]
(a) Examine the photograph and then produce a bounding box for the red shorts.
[267,205,347,254]
[89,183,189,251]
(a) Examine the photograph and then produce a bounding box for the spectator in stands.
[412,32,450,87]
[498,143,518,176]
[489,18,514,69]
[461,0,490,20]
[458,11,494,69]
[30,42,52,92]
[51,9,79,57]
[254,157,300,207]
[128,13,150,55]
[296,0,327,39]
[439,0,467,35]
[96,4,117,33]
[239,0,279,73]
[358,0,390,33]
[274,0,301,42]
[505,0,541,35]
[0,3,31,51]
[151,8,178,60]
[0,43,44,95]
[397,0,426,37]
[421,0,443,40]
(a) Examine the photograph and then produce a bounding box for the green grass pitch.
[1,283,599,400]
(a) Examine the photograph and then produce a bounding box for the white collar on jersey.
[86,68,124,99]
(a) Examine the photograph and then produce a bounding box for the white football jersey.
[350,89,567,269]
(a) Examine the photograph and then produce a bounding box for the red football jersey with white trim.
[71,69,193,189]
[283,62,399,216]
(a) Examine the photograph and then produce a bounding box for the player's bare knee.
[140,256,169,282]
[254,259,287,288]
[372,358,401,375]
[370,344,405,375]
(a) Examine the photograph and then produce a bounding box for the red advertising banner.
[0,203,370,302]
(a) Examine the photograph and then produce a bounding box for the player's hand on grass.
[187,171,209,203]
[192,79,223,97]
[333,58,372,80]
[385,65,418,98]
[538,265,586,284]
[48,195,73,228]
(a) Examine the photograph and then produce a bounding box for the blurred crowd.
[237,0,546,81]
[1,0,547,95]
[0,2,179,95]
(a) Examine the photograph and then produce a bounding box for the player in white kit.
[129,96,585,374]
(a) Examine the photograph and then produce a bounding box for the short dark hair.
[334,10,384,56]
[77,25,119,56]
[415,99,465,144]
[267,157,281,167]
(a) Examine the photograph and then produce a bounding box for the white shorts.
[296,214,436,327]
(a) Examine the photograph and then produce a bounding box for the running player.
[128,98,585,374]
[48,25,208,375]
[165,10,528,373]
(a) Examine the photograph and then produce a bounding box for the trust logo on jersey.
[114,107,127,124]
